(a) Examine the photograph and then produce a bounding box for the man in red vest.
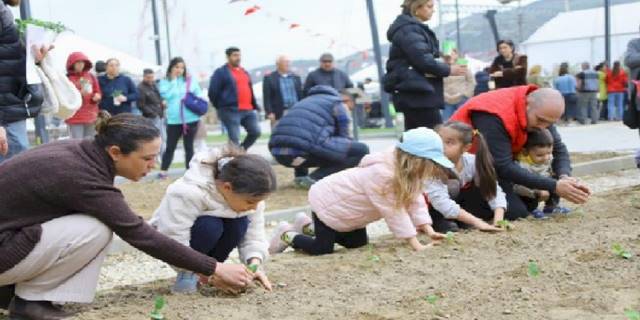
[450,85,591,220]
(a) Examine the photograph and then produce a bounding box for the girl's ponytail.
[474,130,498,200]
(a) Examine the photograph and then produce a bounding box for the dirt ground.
[122,152,628,219]
[58,185,640,320]
[120,165,308,220]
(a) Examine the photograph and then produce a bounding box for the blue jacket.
[269,85,352,162]
[98,74,138,115]
[159,76,203,125]
[208,64,258,110]
[384,13,450,110]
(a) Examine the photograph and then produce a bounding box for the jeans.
[217,109,261,150]
[292,212,368,255]
[561,93,578,122]
[150,117,166,159]
[189,216,249,263]
[441,98,467,122]
[68,124,96,139]
[34,115,49,144]
[0,120,29,163]
[577,92,598,124]
[273,142,370,181]
[608,92,625,121]
[161,121,199,171]
[499,178,559,219]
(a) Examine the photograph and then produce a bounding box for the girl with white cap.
[269,127,453,255]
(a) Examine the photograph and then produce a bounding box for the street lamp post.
[365,0,393,128]
[150,0,162,66]
[604,0,611,65]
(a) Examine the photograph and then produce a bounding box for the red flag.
[289,23,300,29]
[244,5,260,15]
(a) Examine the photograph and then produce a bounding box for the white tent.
[521,2,639,72]
[48,32,161,77]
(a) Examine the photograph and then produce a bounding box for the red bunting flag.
[244,5,260,15]
[289,23,300,29]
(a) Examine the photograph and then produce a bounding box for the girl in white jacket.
[150,146,276,294]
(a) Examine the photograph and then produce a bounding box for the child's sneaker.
[543,206,571,215]
[531,209,547,219]
[172,271,198,294]
[156,172,169,180]
[293,176,316,189]
[269,222,295,254]
[293,212,314,236]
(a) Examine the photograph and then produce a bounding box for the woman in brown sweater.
[489,39,528,89]
[0,112,254,319]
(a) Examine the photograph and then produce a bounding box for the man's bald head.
[526,88,565,130]
[276,55,290,74]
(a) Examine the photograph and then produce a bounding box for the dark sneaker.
[531,209,547,219]
[543,206,571,215]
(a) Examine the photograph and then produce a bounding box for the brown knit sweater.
[0,139,217,275]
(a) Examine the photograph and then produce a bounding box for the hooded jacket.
[309,149,432,239]
[384,13,450,110]
[65,52,101,125]
[150,149,269,264]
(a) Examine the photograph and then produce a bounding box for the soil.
[122,152,627,220]
[121,166,308,220]
[62,185,640,320]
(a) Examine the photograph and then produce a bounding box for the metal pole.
[150,0,162,65]
[365,0,393,128]
[604,0,611,65]
[19,0,32,19]
[438,0,444,49]
[455,0,462,52]
[162,0,172,62]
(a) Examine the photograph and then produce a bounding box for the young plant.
[445,231,455,245]
[496,220,513,230]
[625,309,640,320]
[613,243,633,259]
[15,18,68,36]
[112,90,124,98]
[424,294,439,305]
[149,296,165,320]
[247,264,258,273]
[367,244,380,262]
[527,261,540,277]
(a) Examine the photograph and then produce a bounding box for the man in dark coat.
[269,85,369,189]
[262,55,302,128]
[303,53,353,97]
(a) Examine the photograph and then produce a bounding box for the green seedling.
[496,220,512,230]
[527,261,540,277]
[425,294,439,305]
[367,244,380,262]
[625,309,640,320]
[15,18,67,36]
[247,264,258,273]
[149,296,165,320]
[112,90,123,98]
[445,231,455,244]
[613,243,633,259]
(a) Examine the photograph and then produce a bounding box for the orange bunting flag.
[289,23,300,29]
[244,5,260,15]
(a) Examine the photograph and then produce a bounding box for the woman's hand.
[450,65,468,76]
[92,93,102,102]
[207,262,253,294]
[491,71,503,77]
[32,44,54,64]
[0,127,7,156]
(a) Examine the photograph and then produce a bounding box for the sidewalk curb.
[108,154,638,255]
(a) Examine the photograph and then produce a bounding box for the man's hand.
[0,127,8,156]
[556,178,589,204]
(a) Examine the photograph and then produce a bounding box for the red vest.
[450,85,538,154]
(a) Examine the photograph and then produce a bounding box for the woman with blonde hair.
[385,0,468,130]
[527,65,549,88]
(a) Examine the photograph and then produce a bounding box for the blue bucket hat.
[397,127,454,169]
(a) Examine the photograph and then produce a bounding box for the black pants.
[500,179,559,219]
[403,108,443,131]
[292,212,368,255]
[429,184,495,232]
[189,216,249,263]
[273,142,370,181]
[161,121,199,171]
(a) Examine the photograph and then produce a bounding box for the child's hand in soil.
[253,270,272,292]
[476,221,504,233]
[419,224,446,241]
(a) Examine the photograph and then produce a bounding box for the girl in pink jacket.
[269,127,454,255]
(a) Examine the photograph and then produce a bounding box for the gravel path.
[97,169,640,291]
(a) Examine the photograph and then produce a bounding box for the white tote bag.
[39,54,82,120]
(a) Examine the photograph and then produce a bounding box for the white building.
[520,2,639,72]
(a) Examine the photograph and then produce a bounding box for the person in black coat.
[0,0,49,163]
[262,55,302,128]
[384,0,467,130]
[303,53,353,97]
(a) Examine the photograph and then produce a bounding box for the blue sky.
[19,0,537,74]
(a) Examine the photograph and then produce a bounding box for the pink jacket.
[308,149,432,239]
